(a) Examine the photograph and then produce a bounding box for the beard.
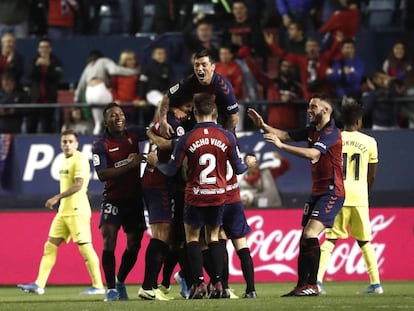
[309,112,323,126]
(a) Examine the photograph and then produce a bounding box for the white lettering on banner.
[227,214,394,278]
[228,215,301,277]
[23,144,55,181]
[22,143,98,181]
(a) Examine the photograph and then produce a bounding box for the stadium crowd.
[0,0,414,134]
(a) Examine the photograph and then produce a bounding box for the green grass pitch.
[1,281,413,311]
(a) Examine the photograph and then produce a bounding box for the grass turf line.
[1,281,413,311]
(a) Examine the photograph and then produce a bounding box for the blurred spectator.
[74,50,137,135]
[215,45,246,100]
[275,0,323,31]
[111,49,143,125]
[26,37,63,134]
[139,46,175,125]
[326,39,365,100]
[319,0,360,58]
[0,33,24,88]
[282,21,307,55]
[0,71,29,134]
[240,49,303,128]
[0,0,29,38]
[264,31,341,100]
[183,13,219,61]
[362,71,404,130]
[61,106,93,135]
[401,70,414,128]
[47,0,78,39]
[151,0,181,34]
[239,152,290,208]
[382,41,412,82]
[119,0,146,35]
[221,0,268,59]
[221,0,269,100]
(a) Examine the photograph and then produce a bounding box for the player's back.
[342,130,378,206]
[184,123,233,207]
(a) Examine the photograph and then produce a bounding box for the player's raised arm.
[247,108,292,142]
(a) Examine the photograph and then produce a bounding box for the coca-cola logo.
[227,214,395,278]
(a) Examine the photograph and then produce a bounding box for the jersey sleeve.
[75,153,90,179]
[156,133,187,176]
[129,126,149,142]
[288,127,310,142]
[92,138,108,172]
[225,131,248,175]
[215,73,239,115]
[313,126,341,154]
[368,137,379,164]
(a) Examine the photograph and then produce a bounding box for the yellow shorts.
[325,205,372,241]
[48,214,92,244]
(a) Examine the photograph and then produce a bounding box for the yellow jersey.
[58,150,92,217]
[342,131,378,207]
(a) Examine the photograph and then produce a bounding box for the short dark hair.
[38,36,52,45]
[61,129,78,138]
[341,98,363,126]
[103,102,121,118]
[193,93,216,116]
[194,49,216,64]
[311,93,334,109]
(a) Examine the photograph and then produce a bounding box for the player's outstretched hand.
[146,151,158,167]
[264,133,283,148]
[247,108,265,128]
[160,120,174,139]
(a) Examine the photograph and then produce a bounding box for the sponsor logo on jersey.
[169,83,179,94]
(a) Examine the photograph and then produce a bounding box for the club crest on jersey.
[169,83,179,94]
[193,186,200,194]
[176,126,185,136]
[92,154,100,166]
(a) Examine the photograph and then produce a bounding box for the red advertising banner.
[1,208,413,285]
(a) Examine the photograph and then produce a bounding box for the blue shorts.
[99,197,146,233]
[301,192,344,228]
[143,189,173,224]
[183,204,224,228]
[222,201,251,239]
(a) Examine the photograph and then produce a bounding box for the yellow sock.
[360,242,380,284]
[317,240,335,282]
[35,241,58,288]
[79,243,104,288]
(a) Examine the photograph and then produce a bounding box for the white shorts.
[85,82,113,105]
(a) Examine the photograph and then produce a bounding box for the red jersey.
[92,126,148,200]
[157,122,247,207]
[288,118,344,197]
[48,0,76,27]
[142,112,188,189]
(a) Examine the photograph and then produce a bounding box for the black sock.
[142,238,169,289]
[208,241,224,285]
[305,237,320,285]
[187,241,204,285]
[220,239,229,289]
[117,248,138,283]
[202,248,214,282]
[102,250,116,289]
[178,245,192,288]
[162,248,179,288]
[297,242,308,287]
[237,247,255,292]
